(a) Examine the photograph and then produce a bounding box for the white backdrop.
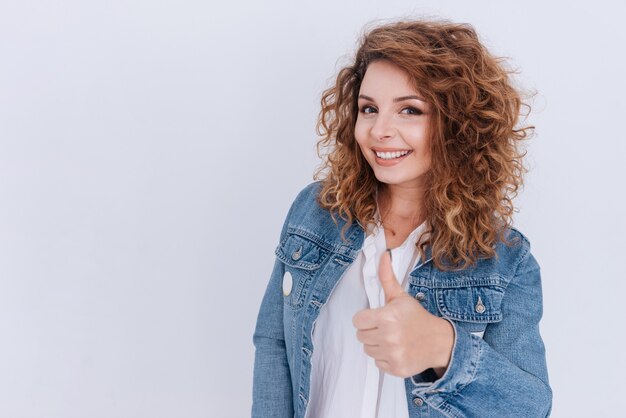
[1,1,624,417]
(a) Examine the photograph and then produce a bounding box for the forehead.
[359,60,422,96]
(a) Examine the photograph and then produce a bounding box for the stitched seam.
[287,225,349,254]
[411,275,507,288]
[511,235,531,277]
[423,399,456,418]
[285,226,334,251]
[286,225,359,258]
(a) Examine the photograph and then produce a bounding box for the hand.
[352,249,455,378]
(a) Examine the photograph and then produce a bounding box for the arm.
[252,188,305,418]
[411,250,552,417]
[251,255,293,418]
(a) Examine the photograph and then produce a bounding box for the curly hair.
[312,18,535,271]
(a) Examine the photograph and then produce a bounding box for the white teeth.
[375,150,410,160]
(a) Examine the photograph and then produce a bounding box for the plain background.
[1,0,624,417]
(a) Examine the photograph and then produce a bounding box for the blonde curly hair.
[313,18,535,271]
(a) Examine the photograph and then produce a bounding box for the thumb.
[378,249,406,304]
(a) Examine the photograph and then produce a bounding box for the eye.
[359,105,377,114]
[401,106,423,115]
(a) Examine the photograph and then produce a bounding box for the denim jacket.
[252,181,552,418]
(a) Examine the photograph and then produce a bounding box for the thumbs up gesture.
[352,249,455,378]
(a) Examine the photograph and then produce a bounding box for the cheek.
[411,129,431,154]
[354,128,369,153]
[354,121,366,144]
[420,145,432,171]
[423,153,432,170]
[407,132,432,168]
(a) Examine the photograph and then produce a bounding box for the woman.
[252,18,551,418]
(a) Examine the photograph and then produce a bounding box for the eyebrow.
[358,94,426,103]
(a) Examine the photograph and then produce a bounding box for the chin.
[373,172,429,188]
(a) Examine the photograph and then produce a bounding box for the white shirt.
[304,209,428,418]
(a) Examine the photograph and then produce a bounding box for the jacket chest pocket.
[275,231,330,309]
[433,279,506,338]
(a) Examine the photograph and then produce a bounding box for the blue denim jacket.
[252,181,552,418]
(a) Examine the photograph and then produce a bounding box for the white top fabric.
[304,207,428,418]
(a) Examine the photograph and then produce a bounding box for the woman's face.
[355,60,432,190]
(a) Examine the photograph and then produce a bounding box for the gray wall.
[0,0,624,417]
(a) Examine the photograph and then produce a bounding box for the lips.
[371,147,412,153]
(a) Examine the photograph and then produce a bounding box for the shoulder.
[451,226,538,283]
[279,181,362,250]
[278,180,332,236]
[501,226,539,275]
[275,181,323,242]
[281,181,324,226]
[290,181,323,212]
[487,226,540,282]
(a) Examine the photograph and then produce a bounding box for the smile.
[375,150,411,160]
[373,150,412,166]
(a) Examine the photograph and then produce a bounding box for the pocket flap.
[436,284,504,322]
[275,232,327,270]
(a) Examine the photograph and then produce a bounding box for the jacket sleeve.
[251,200,297,418]
[251,256,293,418]
[410,249,553,417]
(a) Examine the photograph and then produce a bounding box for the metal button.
[415,292,426,301]
[475,296,486,314]
[291,246,302,261]
[413,397,424,406]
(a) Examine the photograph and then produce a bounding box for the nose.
[370,111,395,141]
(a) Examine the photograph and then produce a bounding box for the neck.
[377,183,426,225]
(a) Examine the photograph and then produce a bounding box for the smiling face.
[355,60,433,190]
